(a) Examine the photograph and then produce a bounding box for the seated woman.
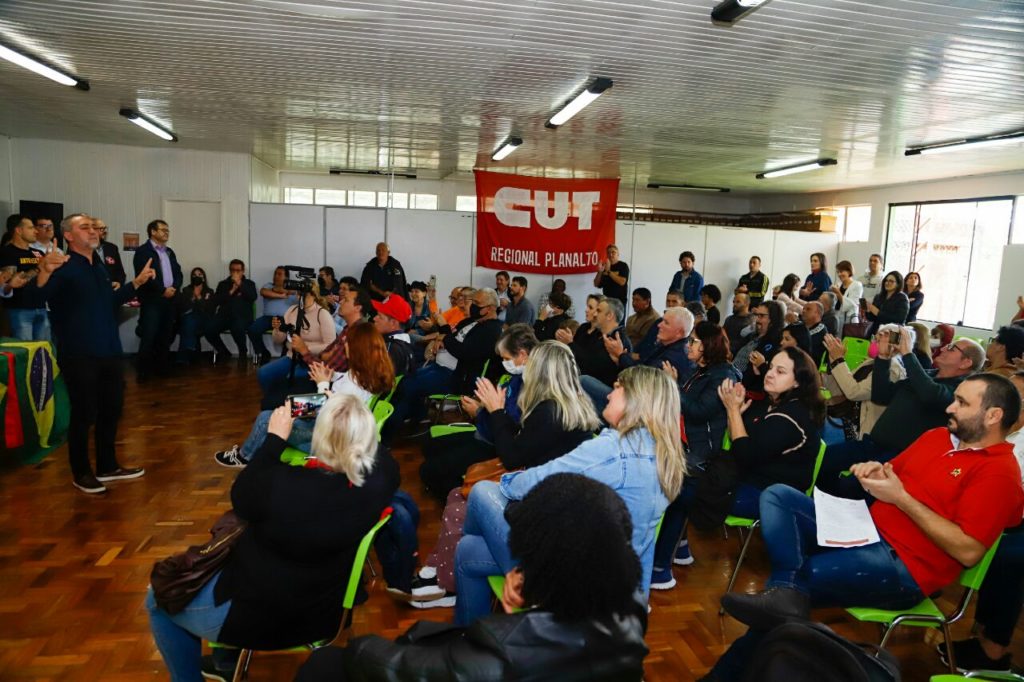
[745,318,805,387]
[176,267,214,364]
[652,322,740,588]
[257,282,337,394]
[453,365,685,625]
[719,347,825,519]
[865,271,909,337]
[147,395,399,682]
[419,323,538,500]
[402,339,600,608]
[405,280,432,367]
[295,474,649,682]
[533,291,572,341]
[213,321,393,468]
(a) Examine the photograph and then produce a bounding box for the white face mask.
[929,338,941,349]
[502,358,525,375]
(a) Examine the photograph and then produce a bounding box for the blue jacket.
[680,362,742,468]
[501,428,670,596]
[619,337,693,392]
[802,271,832,302]
[669,269,704,303]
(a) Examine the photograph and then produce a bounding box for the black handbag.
[689,451,740,531]
[150,510,246,614]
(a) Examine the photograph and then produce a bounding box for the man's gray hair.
[605,297,625,324]
[805,301,824,315]
[60,213,89,233]
[819,292,835,309]
[664,306,695,337]
[477,286,499,308]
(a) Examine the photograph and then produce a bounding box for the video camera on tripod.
[282,265,316,294]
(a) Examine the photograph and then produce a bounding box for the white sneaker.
[410,594,456,609]
[214,446,247,468]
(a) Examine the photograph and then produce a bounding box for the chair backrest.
[480,358,491,379]
[372,401,394,437]
[342,509,393,609]
[806,440,827,496]
[370,375,403,410]
[960,534,1003,591]
[842,337,871,371]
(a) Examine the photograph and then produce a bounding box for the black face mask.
[469,304,483,319]
[191,275,205,287]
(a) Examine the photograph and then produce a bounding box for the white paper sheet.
[813,488,881,548]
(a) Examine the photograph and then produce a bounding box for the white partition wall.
[769,230,840,292]
[704,226,778,318]
[631,222,708,306]
[249,203,325,307]
[387,209,474,304]
[325,207,386,282]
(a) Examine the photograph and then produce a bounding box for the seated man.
[800,300,827,364]
[719,374,1023,637]
[632,288,684,360]
[204,259,258,361]
[625,287,659,347]
[583,306,693,414]
[567,297,629,390]
[390,288,503,429]
[294,474,648,682]
[371,294,414,379]
[820,331,985,489]
[248,265,298,365]
[819,291,842,338]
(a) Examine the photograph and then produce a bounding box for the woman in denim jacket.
[453,365,686,625]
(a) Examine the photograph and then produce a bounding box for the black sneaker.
[73,473,107,494]
[96,467,145,482]
[200,654,234,681]
[214,446,247,468]
[938,637,1011,673]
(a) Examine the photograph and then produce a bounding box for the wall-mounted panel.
[704,226,778,317]
[249,203,324,308]
[325,207,387,283]
[769,230,840,296]
[387,209,473,305]
[631,223,707,306]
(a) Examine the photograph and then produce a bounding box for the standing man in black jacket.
[34,214,156,493]
[205,259,258,362]
[361,242,408,301]
[133,219,182,380]
[93,217,126,286]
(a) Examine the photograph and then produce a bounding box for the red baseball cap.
[372,295,412,323]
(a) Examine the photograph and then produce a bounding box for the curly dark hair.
[506,473,640,621]
[770,346,825,426]
[695,321,731,365]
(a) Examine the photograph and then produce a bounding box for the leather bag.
[150,510,246,614]
[460,458,510,497]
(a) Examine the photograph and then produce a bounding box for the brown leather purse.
[150,510,246,614]
[460,458,512,497]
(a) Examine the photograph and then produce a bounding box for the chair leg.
[878,623,896,649]
[366,556,377,578]
[941,622,956,674]
[719,525,757,615]
[231,649,253,682]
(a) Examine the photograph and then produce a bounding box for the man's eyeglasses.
[944,343,965,357]
[754,312,769,318]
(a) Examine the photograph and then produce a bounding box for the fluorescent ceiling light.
[546,78,613,128]
[328,168,416,178]
[0,42,88,90]
[712,0,772,24]
[647,183,730,193]
[119,108,177,142]
[756,158,837,179]
[491,135,523,161]
[905,130,1024,156]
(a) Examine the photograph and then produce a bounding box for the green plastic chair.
[369,375,403,410]
[427,359,491,424]
[280,445,309,467]
[211,509,393,681]
[846,535,1003,674]
[372,400,394,438]
[842,336,871,371]
[719,438,827,614]
[931,673,1024,681]
[429,374,511,439]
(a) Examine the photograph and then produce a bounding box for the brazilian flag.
[0,339,70,464]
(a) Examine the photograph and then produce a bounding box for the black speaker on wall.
[19,200,64,249]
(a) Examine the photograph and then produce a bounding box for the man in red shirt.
[721,373,1024,631]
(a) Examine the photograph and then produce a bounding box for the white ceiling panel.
[0,0,1021,192]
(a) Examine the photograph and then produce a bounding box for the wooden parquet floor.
[1,360,1022,681]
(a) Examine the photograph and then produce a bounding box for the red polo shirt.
[870,428,1024,596]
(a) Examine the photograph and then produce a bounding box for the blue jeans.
[816,436,898,497]
[580,375,612,416]
[257,355,309,394]
[240,409,315,461]
[390,362,454,426]
[454,481,514,626]
[759,484,924,609]
[177,311,209,353]
[247,315,275,357]
[146,572,234,682]
[8,307,51,341]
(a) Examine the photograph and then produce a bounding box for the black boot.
[720,587,810,630]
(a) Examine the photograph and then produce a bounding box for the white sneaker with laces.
[214,445,247,468]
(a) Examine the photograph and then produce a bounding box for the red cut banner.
[474,170,620,274]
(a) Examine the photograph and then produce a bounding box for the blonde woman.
[454,365,685,625]
[147,394,399,681]
[405,340,600,608]
[258,282,337,393]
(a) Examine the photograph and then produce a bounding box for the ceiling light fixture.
[756,158,837,179]
[647,182,730,193]
[711,0,773,24]
[119,108,177,142]
[905,129,1024,156]
[328,168,417,179]
[491,135,523,161]
[546,77,613,128]
[0,41,89,90]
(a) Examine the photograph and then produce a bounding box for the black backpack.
[743,621,900,682]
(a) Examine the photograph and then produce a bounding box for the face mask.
[929,338,940,349]
[868,341,880,358]
[191,275,204,287]
[502,358,525,375]
[469,304,483,319]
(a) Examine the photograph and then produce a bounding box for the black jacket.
[533,312,569,341]
[177,283,216,318]
[866,291,909,336]
[97,240,126,285]
[572,323,629,387]
[439,317,504,394]
[133,240,183,300]
[680,362,742,468]
[211,277,258,321]
[295,605,648,682]
[487,399,594,470]
[383,331,414,378]
[214,435,399,649]
[360,256,408,301]
[732,398,820,492]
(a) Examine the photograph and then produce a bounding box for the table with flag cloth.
[0,338,69,464]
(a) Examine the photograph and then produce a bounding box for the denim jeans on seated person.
[759,483,923,609]
[240,410,316,462]
[454,481,514,626]
[257,355,309,394]
[974,523,1024,647]
[388,362,454,427]
[146,572,236,682]
[580,375,613,416]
